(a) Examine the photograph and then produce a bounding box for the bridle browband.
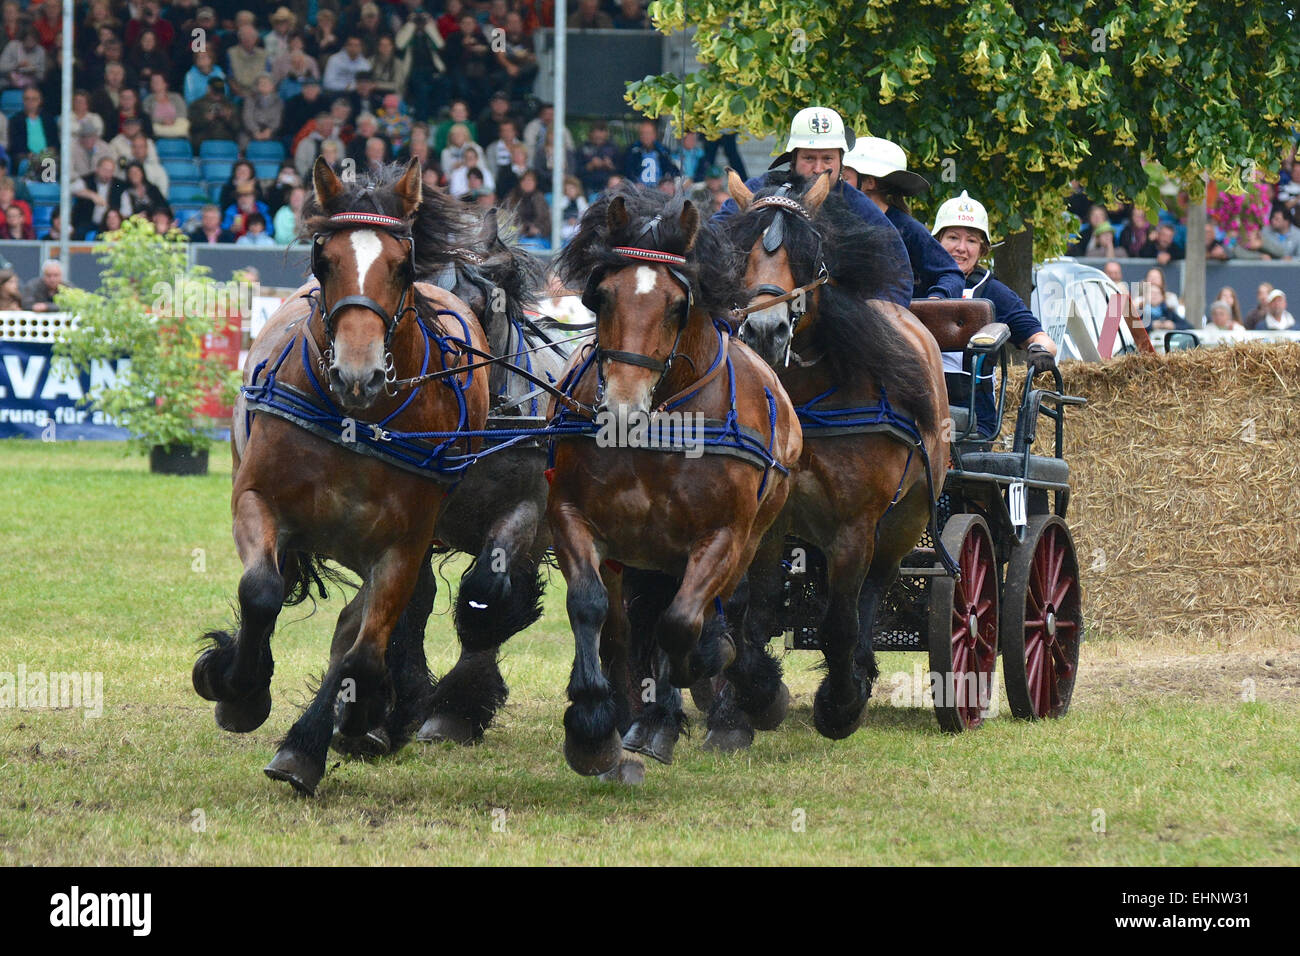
[728,189,831,365]
[311,211,418,394]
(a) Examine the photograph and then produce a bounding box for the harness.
[728,190,830,366]
[733,188,960,576]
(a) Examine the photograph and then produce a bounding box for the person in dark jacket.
[71,156,127,239]
[8,87,59,168]
[712,106,914,307]
[843,136,965,300]
[931,190,1058,439]
[623,119,679,186]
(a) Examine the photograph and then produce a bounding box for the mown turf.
[1,439,1297,865]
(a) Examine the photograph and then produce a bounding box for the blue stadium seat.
[169,183,208,203]
[25,181,60,202]
[252,161,280,181]
[198,140,239,160]
[0,88,23,117]
[209,182,225,203]
[201,160,234,183]
[246,141,286,162]
[31,203,55,230]
[163,158,201,182]
[155,138,193,159]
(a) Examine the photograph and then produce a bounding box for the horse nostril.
[365,368,386,394]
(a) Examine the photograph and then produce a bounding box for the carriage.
[774,299,1088,732]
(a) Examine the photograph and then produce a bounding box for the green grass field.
[1,439,1297,865]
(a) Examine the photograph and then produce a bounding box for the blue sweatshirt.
[952,266,1046,437]
[712,174,914,307]
[885,205,966,299]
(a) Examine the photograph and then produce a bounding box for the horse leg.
[595,565,646,785]
[266,542,426,794]
[418,526,543,744]
[813,534,874,740]
[705,534,789,751]
[657,529,742,690]
[621,569,686,765]
[551,507,623,776]
[598,565,635,736]
[192,490,282,733]
[333,552,438,757]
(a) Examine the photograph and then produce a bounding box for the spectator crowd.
[0,0,1294,331]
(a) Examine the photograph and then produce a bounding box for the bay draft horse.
[548,185,802,779]
[709,170,949,747]
[193,158,489,795]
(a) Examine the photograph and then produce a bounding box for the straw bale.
[1005,343,1300,638]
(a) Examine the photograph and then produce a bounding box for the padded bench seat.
[954,451,1069,485]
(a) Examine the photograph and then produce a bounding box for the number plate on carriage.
[1008,480,1027,527]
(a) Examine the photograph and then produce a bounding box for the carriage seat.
[910,300,1004,442]
[955,451,1069,486]
[909,298,997,352]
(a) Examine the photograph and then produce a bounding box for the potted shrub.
[52,216,241,475]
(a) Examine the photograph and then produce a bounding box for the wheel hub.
[1045,609,1057,637]
[967,610,979,637]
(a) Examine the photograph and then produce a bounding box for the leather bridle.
[729,189,830,365]
[311,211,418,394]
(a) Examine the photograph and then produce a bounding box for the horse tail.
[281,551,356,607]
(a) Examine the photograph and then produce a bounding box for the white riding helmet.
[770,107,855,168]
[931,190,991,244]
[843,136,929,195]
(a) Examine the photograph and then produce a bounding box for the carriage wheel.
[1001,515,1082,719]
[927,515,999,733]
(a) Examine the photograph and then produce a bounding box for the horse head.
[309,156,422,413]
[727,169,831,367]
[584,194,701,416]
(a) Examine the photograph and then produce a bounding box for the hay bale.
[1020,343,1300,639]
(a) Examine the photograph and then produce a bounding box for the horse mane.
[722,173,936,434]
[299,161,531,329]
[553,182,747,317]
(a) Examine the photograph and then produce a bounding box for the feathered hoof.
[416,713,481,745]
[701,725,755,753]
[564,727,623,777]
[191,641,233,702]
[812,684,867,741]
[330,726,392,758]
[622,720,678,765]
[264,747,324,796]
[748,682,791,732]
[598,751,646,786]
[213,686,272,733]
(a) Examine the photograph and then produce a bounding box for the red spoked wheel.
[928,514,999,733]
[1001,515,1082,720]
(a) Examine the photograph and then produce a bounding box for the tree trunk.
[994,223,1035,304]
[1183,192,1206,328]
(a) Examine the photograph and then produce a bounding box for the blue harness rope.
[546,317,788,498]
[242,291,496,483]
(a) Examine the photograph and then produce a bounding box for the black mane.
[553,183,746,317]
[299,161,485,275]
[723,173,936,434]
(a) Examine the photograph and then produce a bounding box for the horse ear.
[607,194,629,234]
[312,156,344,210]
[393,158,423,218]
[727,169,752,211]
[679,199,700,251]
[804,170,832,212]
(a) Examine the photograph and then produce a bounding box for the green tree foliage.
[630,0,1300,254]
[53,217,241,454]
